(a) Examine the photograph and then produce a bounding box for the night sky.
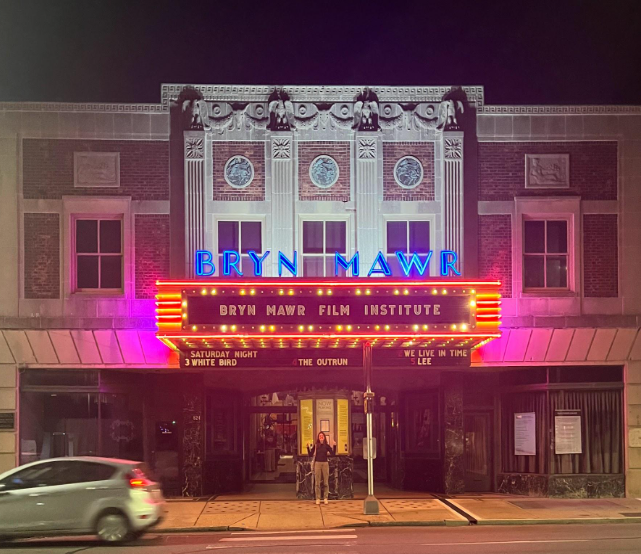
[1,0,640,105]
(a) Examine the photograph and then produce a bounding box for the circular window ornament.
[394,156,424,189]
[309,155,339,189]
[224,156,254,189]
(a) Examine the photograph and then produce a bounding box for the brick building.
[1,84,640,498]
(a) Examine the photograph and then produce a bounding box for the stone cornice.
[480,105,641,115]
[161,84,486,108]
[0,101,164,113]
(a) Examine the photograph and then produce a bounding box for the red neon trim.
[156,280,501,288]
[476,315,501,319]
[158,333,501,340]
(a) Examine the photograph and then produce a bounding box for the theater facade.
[1,84,641,499]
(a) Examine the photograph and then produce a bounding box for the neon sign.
[195,250,461,278]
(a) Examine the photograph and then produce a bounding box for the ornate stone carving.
[309,155,339,188]
[272,137,291,159]
[357,138,376,159]
[394,156,423,189]
[184,136,204,159]
[443,138,463,159]
[353,88,380,131]
[412,103,440,130]
[437,99,465,131]
[182,98,210,130]
[74,152,120,188]
[525,154,569,188]
[268,89,295,131]
[224,156,254,188]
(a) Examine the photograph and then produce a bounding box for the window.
[302,220,347,277]
[217,221,262,276]
[523,220,568,289]
[386,220,430,276]
[74,218,123,291]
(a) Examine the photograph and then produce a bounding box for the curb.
[475,517,641,526]
[154,517,641,533]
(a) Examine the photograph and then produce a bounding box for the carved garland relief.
[525,154,570,188]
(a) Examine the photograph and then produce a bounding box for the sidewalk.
[157,495,641,532]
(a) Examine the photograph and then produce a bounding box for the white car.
[0,457,165,543]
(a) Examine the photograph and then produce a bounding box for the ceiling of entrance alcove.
[201,368,441,395]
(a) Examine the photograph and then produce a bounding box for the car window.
[0,461,67,490]
[61,462,117,484]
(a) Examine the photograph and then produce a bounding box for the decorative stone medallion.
[185,136,204,159]
[224,156,254,189]
[358,138,376,159]
[394,156,423,189]
[444,138,463,159]
[309,155,339,188]
[272,137,291,159]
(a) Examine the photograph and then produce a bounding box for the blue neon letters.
[196,249,461,277]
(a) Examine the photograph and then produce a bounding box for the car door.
[42,461,120,532]
[0,461,66,533]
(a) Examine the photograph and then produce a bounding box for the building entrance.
[464,412,493,492]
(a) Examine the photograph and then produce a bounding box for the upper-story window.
[302,221,347,276]
[386,220,431,276]
[74,218,123,291]
[217,220,262,276]
[523,219,568,290]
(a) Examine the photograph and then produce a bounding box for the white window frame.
[514,197,580,297]
[298,215,352,277]
[382,215,436,276]
[213,216,265,277]
[522,218,570,291]
[62,196,132,299]
[72,215,124,293]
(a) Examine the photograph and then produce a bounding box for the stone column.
[440,132,464,273]
[270,133,295,275]
[184,131,206,278]
[626,360,641,496]
[442,374,465,494]
[355,134,381,276]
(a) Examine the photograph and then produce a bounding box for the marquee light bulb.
[201,289,207,295]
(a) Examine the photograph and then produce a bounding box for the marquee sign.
[179,346,472,369]
[195,249,462,277]
[156,279,501,356]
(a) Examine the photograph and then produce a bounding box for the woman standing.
[307,432,336,504]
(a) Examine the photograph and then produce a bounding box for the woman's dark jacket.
[307,443,336,462]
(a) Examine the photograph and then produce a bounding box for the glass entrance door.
[464,412,492,492]
[249,410,298,482]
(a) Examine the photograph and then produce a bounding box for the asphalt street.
[3,524,641,554]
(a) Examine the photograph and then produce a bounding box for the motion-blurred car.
[0,457,164,543]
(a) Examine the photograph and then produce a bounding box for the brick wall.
[478,141,617,201]
[212,142,265,201]
[583,214,618,297]
[24,213,60,299]
[298,142,351,201]
[478,214,512,298]
[135,214,170,299]
[382,142,435,201]
[23,139,169,200]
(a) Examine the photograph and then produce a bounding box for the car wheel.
[96,512,131,544]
